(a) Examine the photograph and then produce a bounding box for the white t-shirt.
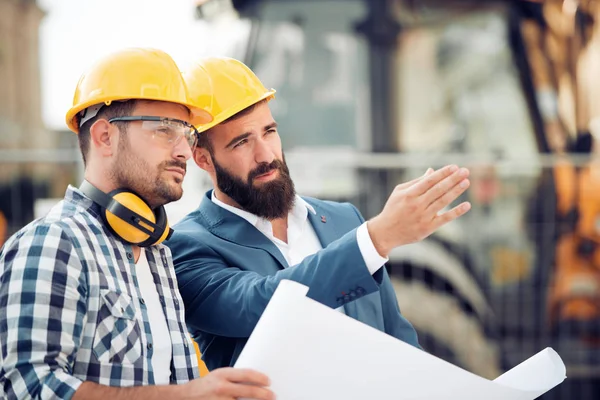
[136,250,172,384]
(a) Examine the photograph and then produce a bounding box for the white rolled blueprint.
[234,280,566,400]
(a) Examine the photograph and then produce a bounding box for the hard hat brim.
[195,89,276,134]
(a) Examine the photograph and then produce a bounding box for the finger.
[426,176,470,214]
[394,176,426,191]
[394,168,437,192]
[218,368,271,387]
[408,165,459,196]
[223,382,275,400]
[422,167,469,206]
[432,201,471,229]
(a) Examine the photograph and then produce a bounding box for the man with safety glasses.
[0,48,273,400]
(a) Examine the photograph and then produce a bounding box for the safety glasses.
[108,116,199,150]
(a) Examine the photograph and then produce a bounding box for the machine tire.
[388,237,502,379]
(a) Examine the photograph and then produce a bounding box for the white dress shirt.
[136,251,172,384]
[211,192,388,292]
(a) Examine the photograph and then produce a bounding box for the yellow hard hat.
[183,57,275,132]
[65,48,213,133]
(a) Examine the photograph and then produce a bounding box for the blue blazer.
[165,190,420,371]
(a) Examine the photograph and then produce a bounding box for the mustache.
[162,160,187,172]
[248,160,285,181]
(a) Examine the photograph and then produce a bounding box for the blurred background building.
[0,0,66,244]
[1,0,600,398]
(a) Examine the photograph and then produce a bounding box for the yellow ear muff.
[156,218,172,244]
[105,191,156,245]
[79,180,173,247]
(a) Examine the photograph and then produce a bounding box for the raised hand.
[367,165,471,257]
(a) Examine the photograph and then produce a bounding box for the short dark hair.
[197,99,268,156]
[76,100,138,166]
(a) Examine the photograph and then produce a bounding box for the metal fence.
[1,153,600,399]
[361,154,600,400]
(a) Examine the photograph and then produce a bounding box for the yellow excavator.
[513,0,600,344]
[518,0,600,340]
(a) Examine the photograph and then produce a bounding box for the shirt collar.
[65,184,103,220]
[211,190,315,229]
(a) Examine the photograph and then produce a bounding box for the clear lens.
[140,119,197,149]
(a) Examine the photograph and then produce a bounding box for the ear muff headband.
[79,180,173,246]
[135,200,172,247]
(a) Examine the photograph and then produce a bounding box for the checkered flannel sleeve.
[0,222,87,400]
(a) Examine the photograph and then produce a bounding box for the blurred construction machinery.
[195,0,600,398]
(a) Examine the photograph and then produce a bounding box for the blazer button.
[147,342,153,350]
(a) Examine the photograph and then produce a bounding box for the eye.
[233,138,248,149]
[265,129,277,135]
[156,126,176,138]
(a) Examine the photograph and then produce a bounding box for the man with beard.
[0,49,274,400]
[166,57,471,370]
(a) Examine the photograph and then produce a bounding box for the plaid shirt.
[0,186,199,399]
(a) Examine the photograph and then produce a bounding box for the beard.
[110,137,186,209]
[213,154,296,220]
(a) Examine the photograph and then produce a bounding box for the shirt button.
[126,252,133,260]
[147,343,153,350]
[140,298,146,305]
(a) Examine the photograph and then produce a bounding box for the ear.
[194,147,215,173]
[89,119,117,157]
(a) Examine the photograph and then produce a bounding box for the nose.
[254,136,275,165]
[173,135,193,161]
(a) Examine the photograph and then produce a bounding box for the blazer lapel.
[304,197,361,318]
[305,198,338,248]
[197,191,289,269]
